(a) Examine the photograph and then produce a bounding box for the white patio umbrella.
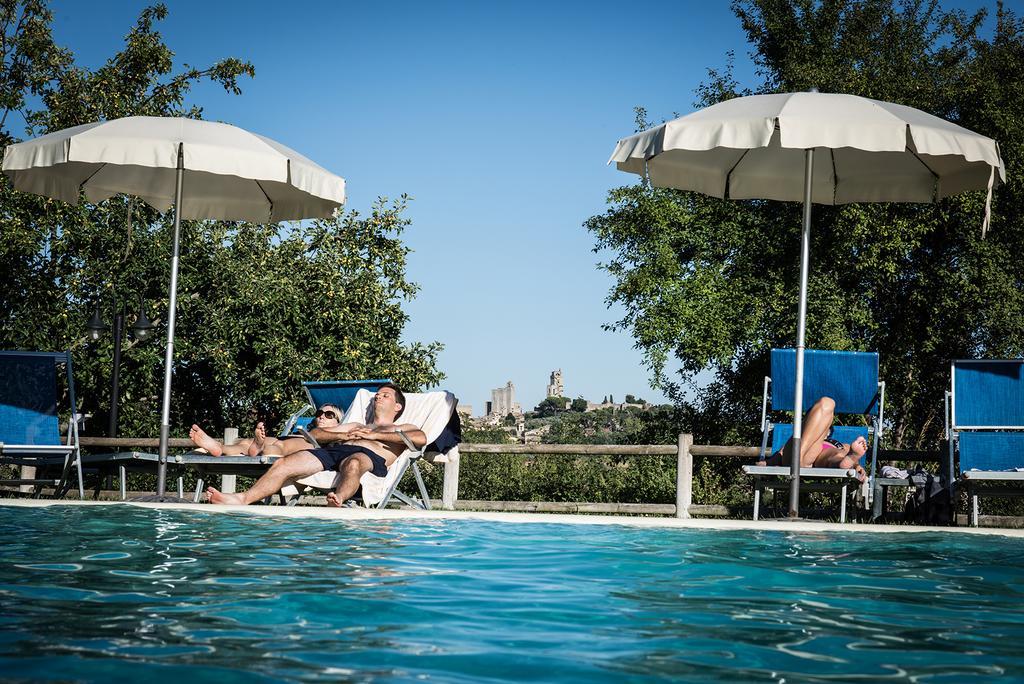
[609,91,1005,518]
[3,116,347,500]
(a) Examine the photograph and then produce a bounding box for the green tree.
[160,196,444,435]
[533,395,569,418]
[460,423,510,444]
[570,396,588,412]
[0,3,443,442]
[543,407,641,445]
[587,0,1024,449]
[0,0,71,148]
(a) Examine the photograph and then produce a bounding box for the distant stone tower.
[546,369,564,398]
[490,381,521,416]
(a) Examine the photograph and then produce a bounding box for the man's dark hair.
[380,382,406,418]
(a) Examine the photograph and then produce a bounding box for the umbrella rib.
[831,149,838,205]
[723,149,750,200]
[78,163,107,195]
[254,180,275,221]
[906,144,941,202]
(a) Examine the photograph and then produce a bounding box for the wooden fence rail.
[77,435,942,515]
[80,433,719,515]
[81,437,193,448]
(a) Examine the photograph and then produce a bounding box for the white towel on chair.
[281,389,456,506]
[880,465,909,479]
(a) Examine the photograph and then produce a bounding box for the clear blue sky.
[48,0,998,415]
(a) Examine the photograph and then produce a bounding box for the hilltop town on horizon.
[456,369,651,421]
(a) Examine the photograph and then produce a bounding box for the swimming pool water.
[1,505,1023,682]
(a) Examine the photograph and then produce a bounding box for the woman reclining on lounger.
[757,396,868,480]
[188,404,342,457]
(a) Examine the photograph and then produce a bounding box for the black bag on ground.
[904,466,954,525]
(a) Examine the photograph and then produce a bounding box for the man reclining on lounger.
[206,383,426,507]
[189,404,343,457]
[757,396,868,481]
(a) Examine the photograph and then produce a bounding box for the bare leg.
[226,439,256,455]
[815,450,867,481]
[260,436,321,457]
[190,424,224,457]
[188,425,255,456]
[815,436,868,481]
[206,451,324,504]
[760,397,836,466]
[798,397,835,465]
[249,424,314,457]
[247,422,267,457]
[325,454,373,507]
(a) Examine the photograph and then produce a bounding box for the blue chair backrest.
[0,351,67,446]
[951,360,1024,428]
[771,349,880,416]
[958,431,1024,472]
[303,379,391,418]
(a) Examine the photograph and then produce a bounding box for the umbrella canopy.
[2,116,345,222]
[609,91,1005,517]
[612,92,1004,208]
[2,116,347,500]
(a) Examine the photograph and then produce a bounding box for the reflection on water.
[0,505,1023,682]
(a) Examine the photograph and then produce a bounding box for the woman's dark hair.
[380,382,406,418]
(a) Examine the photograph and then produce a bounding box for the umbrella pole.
[156,144,185,497]
[789,148,814,518]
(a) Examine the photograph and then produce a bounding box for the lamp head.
[86,306,106,341]
[131,302,154,342]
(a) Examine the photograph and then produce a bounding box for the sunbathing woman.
[188,404,342,457]
[757,396,868,480]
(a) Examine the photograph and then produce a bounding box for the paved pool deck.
[4,498,1024,538]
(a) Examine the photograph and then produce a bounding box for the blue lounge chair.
[742,349,885,521]
[946,359,1024,526]
[280,379,391,436]
[0,350,83,498]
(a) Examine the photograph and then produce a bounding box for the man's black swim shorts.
[308,444,389,477]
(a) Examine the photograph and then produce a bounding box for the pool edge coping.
[3,499,1023,537]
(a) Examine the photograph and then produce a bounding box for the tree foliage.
[0,2,442,440]
[543,406,644,445]
[0,0,71,146]
[588,0,1024,449]
[533,395,570,417]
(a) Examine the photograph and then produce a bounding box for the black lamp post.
[87,297,154,438]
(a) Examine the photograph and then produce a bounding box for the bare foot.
[206,486,245,505]
[190,424,223,457]
[326,491,344,507]
[247,421,266,457]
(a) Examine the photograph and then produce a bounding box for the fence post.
[442,450,460,510]
[221,427,238,494]
[18,466,35,494]
[676,433,693,519]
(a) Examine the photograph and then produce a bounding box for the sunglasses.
[315,409,338,420]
